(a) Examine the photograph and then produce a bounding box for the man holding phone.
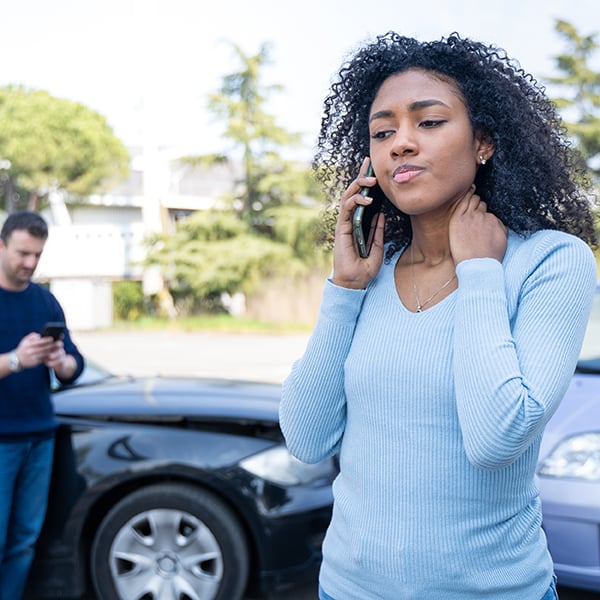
[0,211,84,600]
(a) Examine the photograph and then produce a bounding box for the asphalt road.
[74,329,311,384]
[72,329,598,600]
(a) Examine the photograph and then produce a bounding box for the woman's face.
[368,69,490,216]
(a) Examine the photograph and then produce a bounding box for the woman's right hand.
[332,158,385,290]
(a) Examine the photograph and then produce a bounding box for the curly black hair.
[314,32,598,257]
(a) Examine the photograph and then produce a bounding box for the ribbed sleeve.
[454,232,597,469]
[279,281,365,463]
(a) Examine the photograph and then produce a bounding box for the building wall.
[30,155,240,330]
[37,221,147,281]
[50,279,113,331]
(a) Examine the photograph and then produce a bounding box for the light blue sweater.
[280,230,597,599]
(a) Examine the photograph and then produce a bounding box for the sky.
[1,0,599,161]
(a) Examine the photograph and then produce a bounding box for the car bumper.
[230,472,332,594]
[540,477,600,592]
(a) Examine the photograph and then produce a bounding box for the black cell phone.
[352,163,381,258]
[41,321,65,340]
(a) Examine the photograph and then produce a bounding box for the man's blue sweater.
[280,230,597,599]
[0,282,84,437]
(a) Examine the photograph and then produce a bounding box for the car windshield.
[579,289,600,362]
[51,360,114,390]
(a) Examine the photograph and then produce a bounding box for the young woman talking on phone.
[279,33,598,600]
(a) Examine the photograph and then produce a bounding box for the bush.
[113,280,145,320]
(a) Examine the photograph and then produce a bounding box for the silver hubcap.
[109,508,223,600]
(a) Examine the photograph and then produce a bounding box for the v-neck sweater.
[280,229,597,599]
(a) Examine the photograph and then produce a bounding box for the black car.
[24,363,335,600]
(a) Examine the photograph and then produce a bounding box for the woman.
[279,32,598,599]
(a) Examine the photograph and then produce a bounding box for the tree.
[0,86,129,212]
[145,42,330,317]
[144,210,305,314]
[547,20,600,179]
[206,42,304,225]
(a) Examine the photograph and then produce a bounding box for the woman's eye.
[371,130,392,139]
[421,120,446,128]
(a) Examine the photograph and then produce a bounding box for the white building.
[35,149,239,330]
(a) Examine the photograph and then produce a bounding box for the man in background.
[0,211,84,600]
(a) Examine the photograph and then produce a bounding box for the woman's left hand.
[449,186,507,264]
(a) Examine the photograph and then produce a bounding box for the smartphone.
[41,321,65,340]
[352,163,381,258]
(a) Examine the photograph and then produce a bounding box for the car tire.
[90,482,249,600]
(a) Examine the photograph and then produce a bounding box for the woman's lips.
[393,166,424,183]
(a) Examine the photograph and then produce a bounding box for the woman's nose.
[390,126,417,157]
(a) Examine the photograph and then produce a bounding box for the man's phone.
[352,163,381,258]
[41,322,65,340]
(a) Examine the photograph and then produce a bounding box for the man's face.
[0,230,46,290]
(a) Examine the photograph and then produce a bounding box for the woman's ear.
[476,132,495,164]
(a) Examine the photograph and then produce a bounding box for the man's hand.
[44,340,78,380]
[12,333,77,380]
[14,332,56,370]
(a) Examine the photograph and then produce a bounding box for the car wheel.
[90,482,249,600]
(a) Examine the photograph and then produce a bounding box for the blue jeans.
[319,586,335,600]
[542,575,559,600]
[0,436,54,600]
[319,577,559,599]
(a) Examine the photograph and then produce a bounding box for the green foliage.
[0,85,129,210]
[176,210,248,241]
[141,42,334,316]
[266,204,330,265]
[113,280,145,320]
[177,154,229,169]
[144,210,309,314]
[207,42,303,224]
[548,20,600,179]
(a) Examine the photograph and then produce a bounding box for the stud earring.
[479,156,487,165]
